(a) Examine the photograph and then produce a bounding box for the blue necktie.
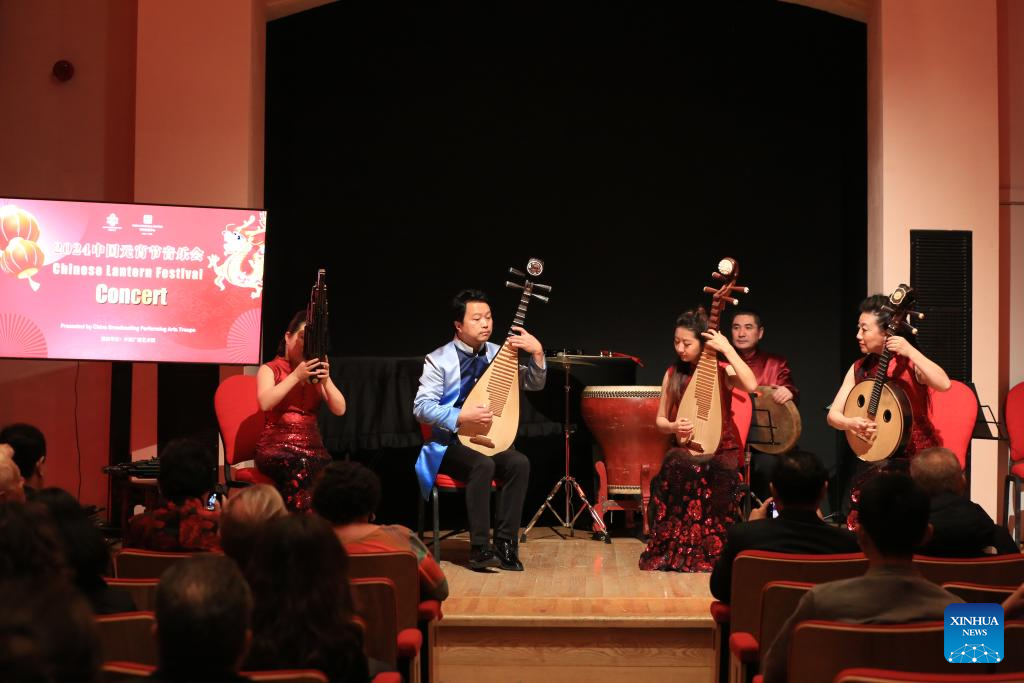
[455,347,488,408]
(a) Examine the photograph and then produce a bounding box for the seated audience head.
[0,501,67,582]
[769,450,828,510]
[157,438,217,505]
[0,452,26,503]
[0,423,46,490]
[855,472,931,560]
[0,578,100,683]
[909,446,965,497]
[245,513,363,675]
[220,484,286,569]
[156,554,252,676]
[312,460,382,526]
[32,488,111,593]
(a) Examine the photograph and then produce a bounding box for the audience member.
[220,484,286,570]
[33,487,136,614]
[0,422,46,495]
[761,473,962,683]
[153,554,252,683]
[313,460,449,601]
[244,514,369,683]
[710,450,859,602]
[910,446,1019,556]
[0,578,101,683]
[0,501,68,582]
[125,438,221,551]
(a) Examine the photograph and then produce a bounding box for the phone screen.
[767,501,780,519]
[206,492,218,511]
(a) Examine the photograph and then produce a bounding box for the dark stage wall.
[263,1,867,521]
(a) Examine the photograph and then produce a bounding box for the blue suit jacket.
[413,339,546,499]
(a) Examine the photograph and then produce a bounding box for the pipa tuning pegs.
[509,267,525,278]
[532,282,552,293]
[506,281,524,290]
[909,326,919,336]
[530,292,550,303]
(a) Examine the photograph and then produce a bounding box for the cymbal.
[545,354,595,367]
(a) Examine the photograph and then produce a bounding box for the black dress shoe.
[468,545,500,570]
[494,538,524,571]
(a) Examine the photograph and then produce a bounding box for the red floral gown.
[254,356,332,511]
[639,363,743,572]
[845,354,938,528]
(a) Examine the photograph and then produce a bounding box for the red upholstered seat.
[928,380,979,469]
[417,422,503,560]
[214,373,275,486]
[1004,381,1024,545]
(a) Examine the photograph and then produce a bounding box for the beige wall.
[868,0,1004,516]
[0,0,266,508]
[0,0,138,508]
[134,0,266,208]
[1004,0,1024,390]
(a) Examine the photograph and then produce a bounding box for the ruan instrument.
[843,284,923,462]
[675,257,748,456]
[303,268,329,384]
[749,385,802,454]
[457,258,550,456]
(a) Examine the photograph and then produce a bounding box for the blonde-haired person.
[0,447,26,503]
[220,484,287,570]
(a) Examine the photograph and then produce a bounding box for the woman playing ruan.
[639,308,758,572]
[827,294,950,525]
[255,311,346,511]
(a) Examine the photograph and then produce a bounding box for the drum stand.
[521,358,609,542]
[740,403,781,519]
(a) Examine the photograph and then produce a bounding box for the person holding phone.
[708,450,859,603]
[255,310,347,511]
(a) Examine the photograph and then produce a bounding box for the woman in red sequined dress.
[827,294,950,527]
[256,311,347,510]
[640,308,758,572]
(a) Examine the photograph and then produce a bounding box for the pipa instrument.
[675,257,748,456]
[457,258,551,456]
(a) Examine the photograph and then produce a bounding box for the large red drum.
[581,385,666,495]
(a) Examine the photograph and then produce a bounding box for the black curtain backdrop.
[263,0,867,526]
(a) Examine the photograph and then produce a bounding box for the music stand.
[739,397,782,518]
[521,354,609,542]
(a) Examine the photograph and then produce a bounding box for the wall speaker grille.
[909,229,971,383]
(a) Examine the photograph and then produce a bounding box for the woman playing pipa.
[640,258,758,572]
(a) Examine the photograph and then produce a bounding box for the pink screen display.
[0,198,265,364]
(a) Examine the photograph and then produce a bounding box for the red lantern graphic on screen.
[1,237,45,291]
[0,205,41,250]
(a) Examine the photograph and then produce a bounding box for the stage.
[434,528,715,683]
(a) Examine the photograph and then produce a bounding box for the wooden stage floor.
[434,528,715,683]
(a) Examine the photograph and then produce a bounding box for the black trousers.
[438,440,530,547]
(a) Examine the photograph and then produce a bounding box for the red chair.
[95,612,158,665]
[733,387,753,453]
[942,582,1018,605]
[415,422,501,560]
[835,669,1024,682]
[913,554,1024,587]
[348,551,442,683]
[711,551,868,683]
[1003,381,1024,545]
[104,577,159,611]
[786,621,961,683]
[103,662,396,683]
[112,548,195,579]
[214,374,275,487]
[929,379,980,470]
